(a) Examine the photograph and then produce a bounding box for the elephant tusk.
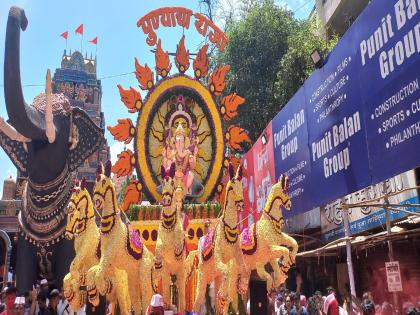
[45,69,56,143]
[0,115,31,142]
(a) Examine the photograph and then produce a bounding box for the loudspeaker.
[250,279,267,315]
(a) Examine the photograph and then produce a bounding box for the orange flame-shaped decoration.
[221,93,245,121]
[175,35,190,73]
[209,65,230,96]
[112,149,135,177]
[226,125,251,151]
[120,180,143,212]
[193,44,209,79]
[155,39,171,78]
[117,85,142,113]
[107,119,135,144]
[134,58,154,90]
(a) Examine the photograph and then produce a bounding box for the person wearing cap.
[47,290,59,315]
[146,294,164,315]
[0,286,17,315]
[39,281,48,297]
[14,297,25,315]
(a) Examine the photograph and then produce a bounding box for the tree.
[216,0,336,141]
[274,18,337,107]
[216,0,296,140]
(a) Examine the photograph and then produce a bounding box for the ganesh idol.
[162,95,203,197]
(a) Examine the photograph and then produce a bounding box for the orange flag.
[60,31,68,39]
[89,37,98,45]
[75,24,84,35]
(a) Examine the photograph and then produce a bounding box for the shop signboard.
[385,261,403,292]
[320,170,418,242]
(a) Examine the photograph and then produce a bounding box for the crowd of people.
[266,288,420,315]
[0,280,83,315]
[2,279,420,315]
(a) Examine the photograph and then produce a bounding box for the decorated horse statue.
[63,179,131,315]
[191,163,247,314]
[0,7,104,291]
[154,163,188,313]
[86,161,155,315]
[240,175,298,291]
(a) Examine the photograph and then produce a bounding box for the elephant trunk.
[4,6,47,140]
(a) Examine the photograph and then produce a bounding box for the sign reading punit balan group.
[358,0,420,184]
[311,111,361,179]
[273,89,312,216]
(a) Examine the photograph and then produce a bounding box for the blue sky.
[0,0,314,197]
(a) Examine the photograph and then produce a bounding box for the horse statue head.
[160,163,176,208]
[65,178,94,240]
[223,163,244,213]
[263,174,291,233]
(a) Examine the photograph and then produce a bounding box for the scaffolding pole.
[383,182,399,313]
[341,202,356,315]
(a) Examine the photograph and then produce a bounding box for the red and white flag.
[89,37,98,45]
[60,31,68,39]
[75,24,84,35]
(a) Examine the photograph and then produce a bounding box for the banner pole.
[341,200,356,314]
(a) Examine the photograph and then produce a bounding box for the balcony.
[316,0,370,37]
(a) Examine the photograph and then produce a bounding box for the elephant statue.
[0,6,104,292]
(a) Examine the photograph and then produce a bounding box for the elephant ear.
[68,107,105,172]
[0,129,28,176]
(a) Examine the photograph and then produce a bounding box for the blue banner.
[270,0,420,214]
[356,0,420,183]
[272,89,313,216]
[304,25,371,207]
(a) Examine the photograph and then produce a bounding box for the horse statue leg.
[139,265,153,315]
[192,261,207,313]
[280,233,299,267]
[161,270,171,309]
[112,269,131,315]
[270,259,288,288]
[255,262,274,292]
[177,267,186,314]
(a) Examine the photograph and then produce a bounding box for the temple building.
[52,50,110,189]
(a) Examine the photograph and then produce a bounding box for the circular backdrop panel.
[135,75,225,203]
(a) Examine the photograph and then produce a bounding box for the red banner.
[252,122,275,221]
